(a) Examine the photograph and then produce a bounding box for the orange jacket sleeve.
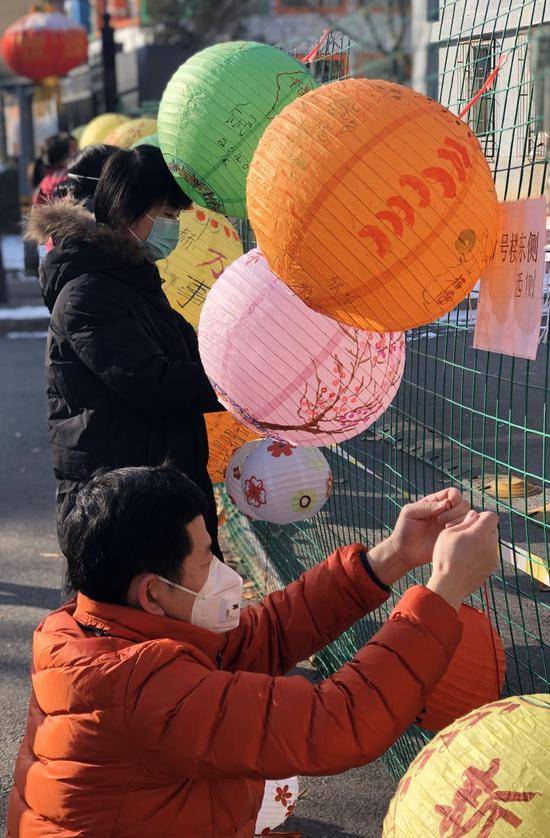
[220,545,390,676]
[127,585,462,780]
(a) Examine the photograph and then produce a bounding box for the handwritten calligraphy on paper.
[474,198,545,361]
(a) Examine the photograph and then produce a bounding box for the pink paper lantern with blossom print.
[198,249,405,447]
[239,438,332,525]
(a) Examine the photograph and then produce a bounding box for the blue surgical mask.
[139,213,180,262]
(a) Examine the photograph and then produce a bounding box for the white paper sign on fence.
[473,197,546,361]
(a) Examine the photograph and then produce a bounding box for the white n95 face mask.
[157,558,242,633]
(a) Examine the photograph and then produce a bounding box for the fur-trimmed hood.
[26,198,146,266]
[27,199,160,314]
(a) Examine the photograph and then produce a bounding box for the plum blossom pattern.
[274,785,293,806]
[244,475,266,508]
[267,441,294,458]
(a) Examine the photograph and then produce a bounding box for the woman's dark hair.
[94,145,191,228]
[64,463,207,604]
[43,132,75,168]
[54,144,118,202]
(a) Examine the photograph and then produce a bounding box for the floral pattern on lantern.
[239,439,332,525]
[198,249,405,447]
[247,78,499,331]
[255,776,300,836]
[225,441,262,518]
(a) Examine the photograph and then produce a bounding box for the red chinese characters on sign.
[435,758,540,837]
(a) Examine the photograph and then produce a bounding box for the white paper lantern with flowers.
[239,438,332,525]
[225,440,262,519]
[255,776,300,836]
[198,249,405,447]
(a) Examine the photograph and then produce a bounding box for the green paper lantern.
[131,132,160,149]
[158,40,317,218]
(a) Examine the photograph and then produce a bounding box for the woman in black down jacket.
[27,145,225,559]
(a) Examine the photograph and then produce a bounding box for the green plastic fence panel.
[222,4,550,782]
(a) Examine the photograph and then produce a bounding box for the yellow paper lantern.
[159,206,243,329]
[205,412,258,484]
[79,113,130,148]
[383,694,550,837]
[106,117,158,149]
[247,78,499,332]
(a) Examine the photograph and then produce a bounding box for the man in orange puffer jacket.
[8,463,498,837]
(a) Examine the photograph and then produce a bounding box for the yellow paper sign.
[474,197,546,360]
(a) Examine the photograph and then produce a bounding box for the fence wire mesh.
[226,1,550,780]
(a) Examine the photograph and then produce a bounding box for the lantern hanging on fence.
[79,114,130,148]
[198,249,405,447]
[205,412,259,485]
[238,438,332,525]
[160,206,243,330]
[247,78,499,332]
[383,694,550,837]
[225,441,262,517]
[1,12,88,82]
[158,41,317,218]
[106,118,158,149]
[255,776,300,836]
[418,603,506,732]
[131,133,160,149]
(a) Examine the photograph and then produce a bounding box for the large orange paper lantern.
[1,12,88,82]
[205,412,258,484]
[418,603,506,732]
[248,79,499,332]
[160,207,243,330]
[383,694,550,837]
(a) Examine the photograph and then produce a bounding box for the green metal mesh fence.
[224,3,550,781]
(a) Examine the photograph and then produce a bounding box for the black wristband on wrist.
[359,548,392,592]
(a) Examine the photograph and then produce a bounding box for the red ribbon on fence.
[301,28,331,64]
[458,53,508,119]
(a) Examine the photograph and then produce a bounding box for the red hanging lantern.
[417,603,506,732]
[1,12,88,83]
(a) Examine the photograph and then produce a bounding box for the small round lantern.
[205,412,259,484]
[255,777,300,836]
[80,114,130,148]
[383,694,550,837]
[225,441,262,518]
[1,12,88,82]
[239,439,332,525]
[131,133,160,149]
[198,249,405,446]
[418,603,506,732]
[106,117,158,149]
[160,207,243,330]
[158,41,317,218]
[247,78,499,331]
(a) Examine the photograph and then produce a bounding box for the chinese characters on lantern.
[474,197,545,361]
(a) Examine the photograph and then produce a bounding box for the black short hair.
[54,144,118,202]
[64,463,207,604]
[43,133,74,168]
[94,145,191,228]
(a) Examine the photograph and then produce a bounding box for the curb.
[0,317,49,336]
